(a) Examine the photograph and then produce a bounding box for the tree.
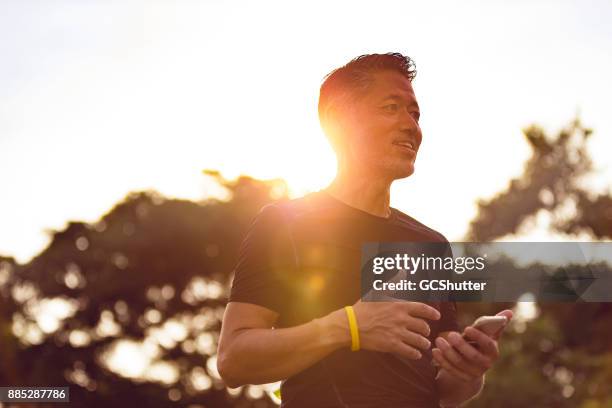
[0,174,288,407]
[463,119,612,407]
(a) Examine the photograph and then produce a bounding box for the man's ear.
[329,103,358,148]
[321,108,346,153]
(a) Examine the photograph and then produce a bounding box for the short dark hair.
[318,52,417,142]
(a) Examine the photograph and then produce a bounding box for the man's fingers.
[448,331,493,370]
[436,335,481,377]
[435,336,464,367]
[464,327,499,360]
[391,340,422,360]
[432,348,476,382]
[405,302,441,321]
[404,316,431,337]
[400,328,431,351]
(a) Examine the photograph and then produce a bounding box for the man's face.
[339,70,422,181]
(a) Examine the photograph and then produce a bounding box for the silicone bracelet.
[344,306,360,351]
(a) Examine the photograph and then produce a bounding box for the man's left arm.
[433,310,513,407]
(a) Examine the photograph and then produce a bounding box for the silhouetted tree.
[0,174,288,407]
[463,118,612,408]
[467,118,596,242]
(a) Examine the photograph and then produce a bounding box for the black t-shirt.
[228,190,459,408]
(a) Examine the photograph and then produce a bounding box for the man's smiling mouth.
[392,140,417,153]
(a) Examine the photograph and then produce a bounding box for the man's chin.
[392,166,415,180]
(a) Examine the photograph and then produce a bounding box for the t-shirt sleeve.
[227,204,296,314]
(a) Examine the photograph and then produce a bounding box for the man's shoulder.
[259,191,334,222]
[391,208,449,243]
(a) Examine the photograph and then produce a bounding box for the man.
[217,52,513,407]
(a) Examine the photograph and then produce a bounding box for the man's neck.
[325,173,392,218]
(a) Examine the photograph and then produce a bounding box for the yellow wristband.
[344,306,360,351]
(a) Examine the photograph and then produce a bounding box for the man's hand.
[432,309,513,382]
[352,299,441,360]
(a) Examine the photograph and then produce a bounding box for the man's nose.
[398,108,422,146]
[398,107,418,130]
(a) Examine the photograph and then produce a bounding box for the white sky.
[1,0,611,263]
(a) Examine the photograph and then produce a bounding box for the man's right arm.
[216,300,440,388]
[217,302,350,388]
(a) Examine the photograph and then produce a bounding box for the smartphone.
[463,315,508,348]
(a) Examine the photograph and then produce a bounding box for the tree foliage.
[463,119,612,408]
[0,174,287,407]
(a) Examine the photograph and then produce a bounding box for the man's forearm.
[218,308,350,387]
[436,369,484,407]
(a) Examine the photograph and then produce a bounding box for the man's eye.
[382,104,399,112]
[411,112,420,122]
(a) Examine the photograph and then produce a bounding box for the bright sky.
[1,0,611,263]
